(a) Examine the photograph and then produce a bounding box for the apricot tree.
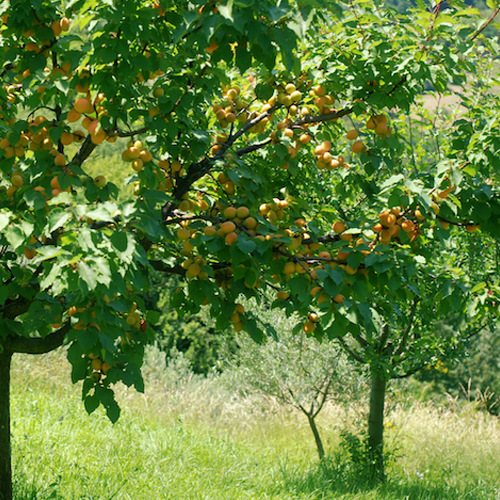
[1,0,500,496]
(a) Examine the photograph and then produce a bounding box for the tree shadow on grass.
[276,454,493,500]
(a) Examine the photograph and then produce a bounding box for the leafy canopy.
[0,0,499,420]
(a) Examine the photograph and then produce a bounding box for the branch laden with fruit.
[0,0,499,490]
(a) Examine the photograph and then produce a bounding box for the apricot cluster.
[314,140,345,170]
[259,198,289,223]
[212,85,246,129]
[121,139,153,172]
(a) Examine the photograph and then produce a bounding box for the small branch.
[337,336,366,363]
[394,296,419,356]
[470,8,500,42]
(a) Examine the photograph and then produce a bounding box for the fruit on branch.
[93,175,107,187]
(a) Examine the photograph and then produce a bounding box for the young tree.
[1,0,500,496]
[222,306,366,461]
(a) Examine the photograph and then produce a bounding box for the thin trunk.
[367,371,386,483]
[0,351,12,500]
[307,415,325,461]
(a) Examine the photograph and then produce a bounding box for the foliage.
[142,272,236,374]
[1,0,500,489]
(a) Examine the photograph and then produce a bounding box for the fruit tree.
[1,0,500,496]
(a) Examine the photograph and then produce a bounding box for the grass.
[9,347,500,500]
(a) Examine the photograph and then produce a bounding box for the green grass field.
[10,348,500,500]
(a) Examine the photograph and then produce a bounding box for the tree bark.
[307,415,325,461]
[0,325,68,500]
[0,351,12,500]
[367,370,387,483]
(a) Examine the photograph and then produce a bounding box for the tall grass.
[10,347,500,500]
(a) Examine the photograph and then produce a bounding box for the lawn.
[10,348,500,500]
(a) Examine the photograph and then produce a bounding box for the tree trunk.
[0,351,12,500]
[367,370,386,483]
[307,415,325,461]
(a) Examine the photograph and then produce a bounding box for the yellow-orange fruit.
[224,206,237,219]
[177,228,191,240]
[74,97,92,114]
[401,220,414,232]
[351,141,365,154]
[23,246,36,259]
[220,221,236,233]
[334,294,344,304]
[11,174,23,187]
[67,109,81,122]
[225,231,238,246]
[60,132,73,145]
[303,321,316,333]
[345,129,359,140]
[332,221,345,234]
[54,153,66,167]
[60,17,70,31]
[187,263,202,277]
[276,291,289,301]
[203,226,217,236]
[308,312,319,323]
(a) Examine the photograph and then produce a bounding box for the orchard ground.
[10,347,500,500]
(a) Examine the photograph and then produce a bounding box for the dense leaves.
[0,0,498,444]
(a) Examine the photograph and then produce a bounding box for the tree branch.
[394,296,419,356]
[2,323,70,355]
[337,336,366,363]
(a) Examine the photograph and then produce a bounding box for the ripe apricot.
[11,174,23,187]
[60,17,70,31]
[346,129,359,140]
[303,321,316,333]
[224,206,237,219]
[60,132,73,145]
[334,294,344,304]
[351,141,365,154]
[221,221,236,233]
[74,97,92,114]
[67,109,81,122]
[225,231,238,246]
[177,228,191,240]
[23,246,36,259]
[51,20,62,36]
[332,221,345,234]
[243,217,257,230]
[187,263,202,277]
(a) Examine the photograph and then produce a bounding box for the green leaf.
[219,0,234,20]
[5,226,24,250]
[77,328,98,353]
[79,261,97,290]
[347,251,364,270]
[0,213,9,232]
[235,43,252,72]
[111,231,128,252]
[236,237,257,254]
[84,394,100,414]
[35,246,66,262]
[471,282,487,294]
[254,82,274,101]
[48,211,72,233]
